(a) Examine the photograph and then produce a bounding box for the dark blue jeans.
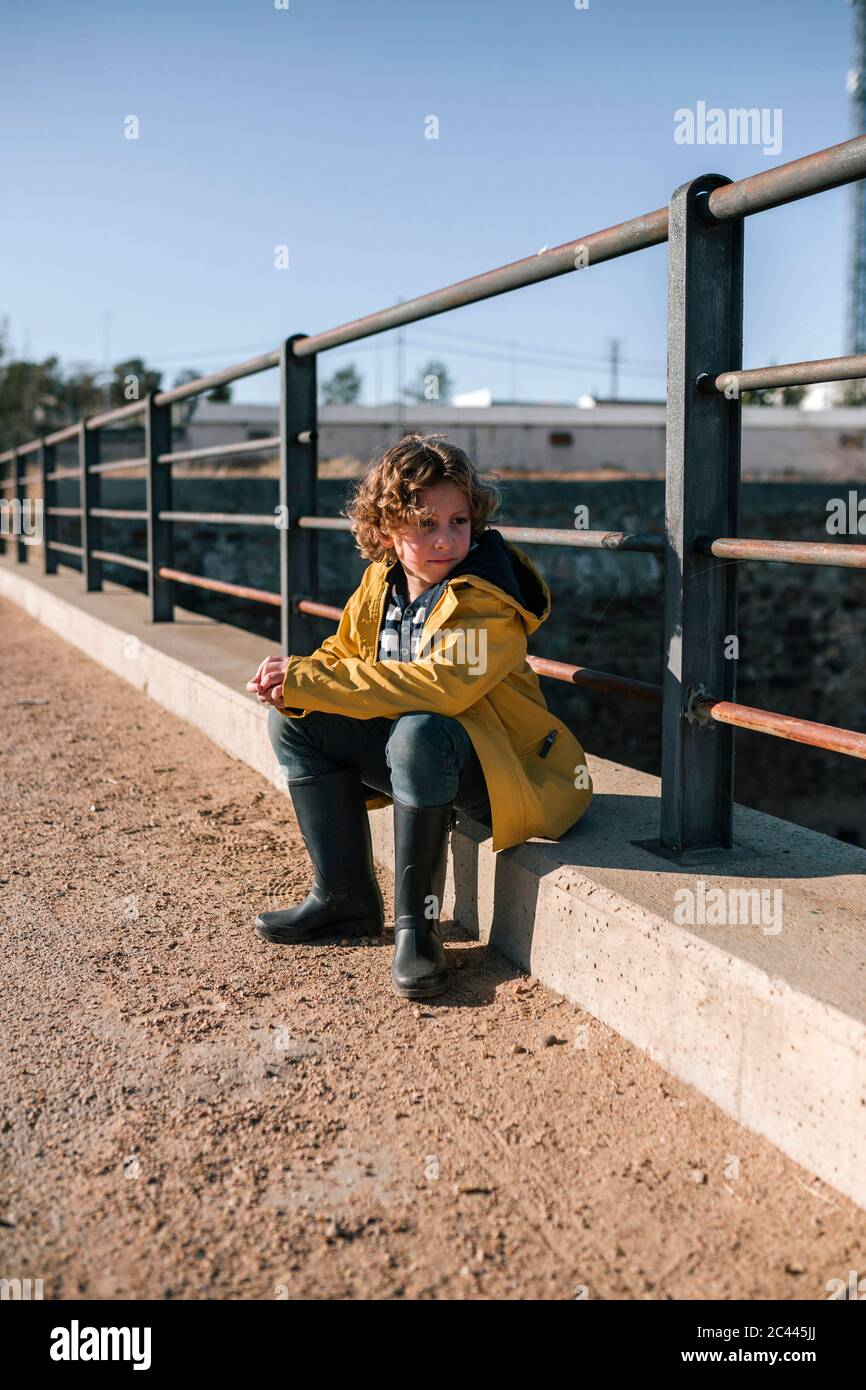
[266,706,492,822]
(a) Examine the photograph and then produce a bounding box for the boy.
[247,433,593,1000]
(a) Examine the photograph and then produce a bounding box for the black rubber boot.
[390,797,456,1000]
[255,765,385,944]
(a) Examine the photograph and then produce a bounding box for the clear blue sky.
[0,0,857,405]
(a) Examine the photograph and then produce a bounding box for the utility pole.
[396,296,405,435]
[608,337,621,400]
[102,311,112,410]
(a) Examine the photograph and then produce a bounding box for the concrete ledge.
[3,556,865,1209]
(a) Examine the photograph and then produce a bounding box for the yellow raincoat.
[279,528,593,852]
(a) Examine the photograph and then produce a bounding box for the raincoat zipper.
[414,581,454,653]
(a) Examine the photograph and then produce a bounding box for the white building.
[184,401,866,481]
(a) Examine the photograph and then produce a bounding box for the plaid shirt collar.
[378,540,478,662]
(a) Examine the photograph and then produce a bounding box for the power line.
[59,321,666,376]
[404,321,667,371]
[401,336,665,379]
[60,340,278,368]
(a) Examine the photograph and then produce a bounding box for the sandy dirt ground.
[1,594,864,1301]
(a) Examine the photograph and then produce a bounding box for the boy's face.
[379,480,473,593]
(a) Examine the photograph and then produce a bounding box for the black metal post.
[145,393,174,622]
[279,335,318,655]
[40,441,57,575]
[660,174,744,854]
[79,424,102,590]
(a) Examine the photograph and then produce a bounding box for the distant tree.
[321,364,362,404]
[779,384,807,405]
[834,377,866,407]
[0,317,77,450]
[402,359,453,404]
[0,323,231,450]
[740,384,808,406]
[109,356,162,408]
[61,361,103,421]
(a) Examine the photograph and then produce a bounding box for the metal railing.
[2,134,866,857]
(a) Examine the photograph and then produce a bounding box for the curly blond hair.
[342,432,503,564]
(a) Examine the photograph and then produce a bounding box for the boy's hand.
[246,655,290,710]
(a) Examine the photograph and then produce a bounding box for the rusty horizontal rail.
[85,400,146,430]
[46,506,82,516]
[0,357,282,463]
[292,212,670,356]
[694,697,866,761]
[43,423,80,447]
[47,540,83,556]
[702,134,866,223]
[296,514,666,553]
[158,436,282,465]
[0,449,24,465]
[696,536,866,569]
[90,508,148,521]
[296,517,355,531]
[90,457,148,476]
[45,469,82,482]
[699,351,866,395]
[158,511,277,527]
[153,349,281,408]
[296,598,343,621]
[156,566,282,606]
[527,656,662,703]
[91,549,149,573]
[291,135,866,358]
[497,524,664,553]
